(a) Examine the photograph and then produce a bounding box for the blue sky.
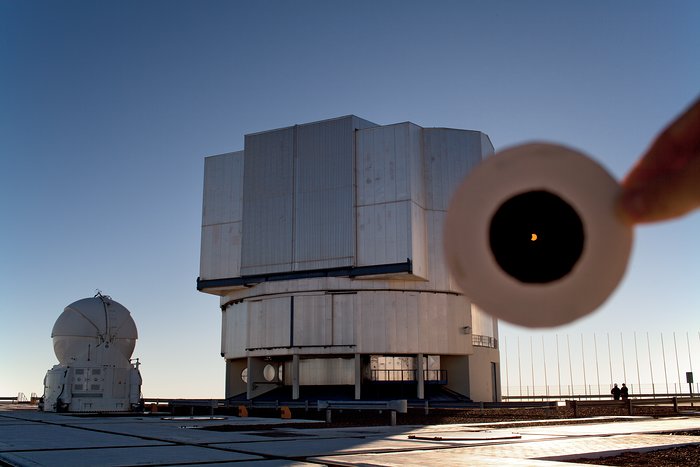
[1,0,698,398]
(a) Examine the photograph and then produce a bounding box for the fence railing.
[567,396,700,416]
[370,369,448,383]
[503,382,700,400]
[0,393,38,404]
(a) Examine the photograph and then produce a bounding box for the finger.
[618,154,700,224]
[622,97,700,189]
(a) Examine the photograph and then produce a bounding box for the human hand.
[618,97,700,224]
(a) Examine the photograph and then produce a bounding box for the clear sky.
[1,0,698,399]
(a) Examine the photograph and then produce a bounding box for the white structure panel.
[241,128,295,275]
[293,190,354,270]
[410,202,428,278]
[221,288,472,358]
[422,128,485,211]
[247,298,290,349]
[293,294,332,346]
[293,117,356,271]
[355,200,428,277]
[471,304,498,339]
[356,123,423,206]
[200,222,241,280]
[223,292,358,359]
[424,210,450,291]
[469,347,500,402]
[200,151,243,283]
[222,302,248,358]
[201,151,244,225]
[355,291,471,355]
[331,293,355,346]
[200,150,244,281]
[356,123,427,276]
[356,201,411,266]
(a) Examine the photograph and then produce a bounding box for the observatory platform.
[3,405,700,466]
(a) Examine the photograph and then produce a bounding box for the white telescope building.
[198,115,500,402]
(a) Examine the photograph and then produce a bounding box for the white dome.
[52,295,138,364]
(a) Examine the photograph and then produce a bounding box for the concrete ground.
[1,404,699,466]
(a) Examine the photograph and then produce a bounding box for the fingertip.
[617,190,647,225]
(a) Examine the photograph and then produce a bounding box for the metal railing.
[472,334,498,349]
[370,369,447,383]
[370,369,416,381]
[423,369,448,383]
[0,393,38,404]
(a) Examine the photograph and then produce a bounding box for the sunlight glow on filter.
[531,233,538,241]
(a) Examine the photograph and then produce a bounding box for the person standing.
[611,383,621,400]
[621,383,629,400]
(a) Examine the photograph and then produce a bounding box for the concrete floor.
[1,404,699,466]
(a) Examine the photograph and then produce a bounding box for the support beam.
[225,360,247,399]
[292,355,300,400]
[246,357,277,399]
[417,353,425,400]
[355,354,362,400]
[246,356,254,399]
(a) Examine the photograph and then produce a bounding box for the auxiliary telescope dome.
[51,295,138,364]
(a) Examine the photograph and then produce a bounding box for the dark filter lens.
[489,190,584,283]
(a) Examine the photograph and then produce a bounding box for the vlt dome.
[197,115,500,403]
[42,294,143,412]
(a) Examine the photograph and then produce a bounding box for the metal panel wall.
[410,202,428,278]
[356,123,426,274]
[357,124,413,206]
[202,151,244,225]
[200,151,244,280]
[238,116,379,276]
[223,302,248,359]
[422,129,484,211]
[247,297,291,349]
[356,201,412,266]
[471,304,497,339]
[424,210,449,291]
[200,223,242,280]
[293,295,332,346]
[420,129,489,290]
[332,294,355,345]
[293,117,355,271]
[356,123,424,206]
[241,127,295,275]
[354,290,471,355]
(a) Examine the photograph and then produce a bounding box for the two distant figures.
[611,383,629,400]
